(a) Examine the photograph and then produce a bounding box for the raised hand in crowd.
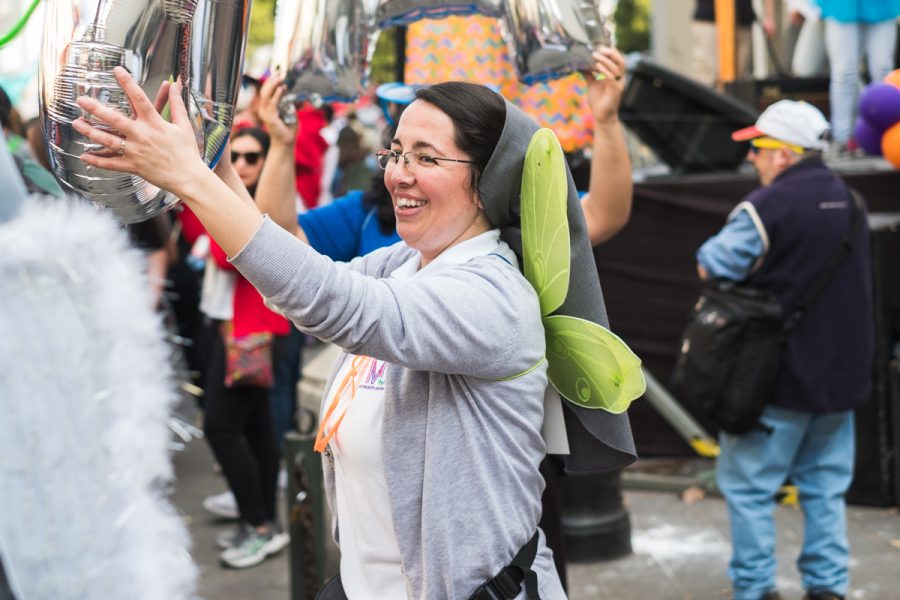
[582,46,633,245]
[253,73,305,240]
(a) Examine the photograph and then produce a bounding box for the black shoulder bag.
[671,192,863,434]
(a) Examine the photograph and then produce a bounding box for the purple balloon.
[854,117,883,156]
[859,83,900,132]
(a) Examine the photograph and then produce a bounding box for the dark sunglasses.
[231,151,262,165]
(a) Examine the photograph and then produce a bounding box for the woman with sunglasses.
[73,58,634,597]
[194,126,293,569]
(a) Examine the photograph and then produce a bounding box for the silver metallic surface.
[272,0,378,110]
[502,0,611,84]
[40,0,251,224]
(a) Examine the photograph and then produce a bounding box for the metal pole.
[641,367,720,458]
[285,417,327,600]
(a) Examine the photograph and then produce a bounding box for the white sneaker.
[203,490,239,520]
[216,521,252,550]
[220,526,289,569]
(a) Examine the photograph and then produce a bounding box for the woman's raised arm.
[74,67,264,257]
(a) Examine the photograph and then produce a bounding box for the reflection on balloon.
[503,0,612,84]
[275,0,614,107]
[273,0,377,108]
[40,0,251,224]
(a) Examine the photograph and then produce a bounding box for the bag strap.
[468,531,541,600]
[783,189,864,332]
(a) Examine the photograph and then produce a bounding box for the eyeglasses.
[375,149,475,171]
[231,151,263,165]
[749,137,804,155]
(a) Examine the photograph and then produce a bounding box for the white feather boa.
[0,198,197,599]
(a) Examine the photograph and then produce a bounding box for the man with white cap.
[696,100,874,600]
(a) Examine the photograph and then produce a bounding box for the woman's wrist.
[593,115,622,130]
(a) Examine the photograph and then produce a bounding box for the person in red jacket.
[199,127,292,569]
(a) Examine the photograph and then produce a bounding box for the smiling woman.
[73,68,633,599]
[381,87,499,267]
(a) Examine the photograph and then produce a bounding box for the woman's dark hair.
[231,126,271,157]
[362,124,397,235]
[361,173,396,235]
[414,82,506,194]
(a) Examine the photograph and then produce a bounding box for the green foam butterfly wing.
[521,128,570,317]
[544,315,646,413]
[519,128,645,414]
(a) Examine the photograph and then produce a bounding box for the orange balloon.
[885,69,900,91]
[883,122,900,169]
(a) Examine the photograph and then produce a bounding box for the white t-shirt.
[324,230,516,599]
[199,251,236,321]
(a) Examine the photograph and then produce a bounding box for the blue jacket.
[299,190,400,261]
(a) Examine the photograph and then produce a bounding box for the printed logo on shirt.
[359,359,387,391]
[819,201,848,210]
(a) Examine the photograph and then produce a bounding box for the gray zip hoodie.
[231,218,566,599]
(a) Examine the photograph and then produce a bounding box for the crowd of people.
[1,13,889,596]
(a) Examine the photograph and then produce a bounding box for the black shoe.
[759,592,782,600]
[803,592,844,600]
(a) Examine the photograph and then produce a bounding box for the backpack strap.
[467,531,541,600]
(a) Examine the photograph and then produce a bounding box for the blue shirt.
[816,0,900,23]
[299,190,401,261]
[696,208,765,281]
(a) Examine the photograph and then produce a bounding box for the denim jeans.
[269,327,304,451]
[824,18,899,143]
[717,404,855,600]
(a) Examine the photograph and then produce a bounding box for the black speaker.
[620,58,758,174]
[848,214,900,507]
[724,76,830,120]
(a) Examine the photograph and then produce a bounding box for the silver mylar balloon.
[502,0,612,84]
[375,0,504,27]
[272,0,379,109]
[40,0,251,224]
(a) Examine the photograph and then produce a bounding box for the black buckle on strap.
[467,532,541,600]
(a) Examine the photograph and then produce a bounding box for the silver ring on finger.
[118,136,127,156]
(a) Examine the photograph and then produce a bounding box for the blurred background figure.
[332,116,374,199]
[1,84,62,198]
[819,0,900,148]
[692,0,756,86]
[197,127,292,570]
[786,0,829,77]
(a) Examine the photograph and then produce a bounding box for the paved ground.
[170,438,899,600]
[169,342,900,599]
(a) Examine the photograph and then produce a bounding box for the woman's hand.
[256,73,297,148]
[586,46,627,126]
[73,67,208,198]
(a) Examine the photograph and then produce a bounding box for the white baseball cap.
[732,100,831,151]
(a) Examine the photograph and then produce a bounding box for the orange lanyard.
[314,355,373,453]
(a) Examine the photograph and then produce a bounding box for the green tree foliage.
[247,0,275,55]
[370,28,399,86]
[613,0,650,54]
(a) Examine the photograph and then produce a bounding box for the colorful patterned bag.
[221,321,274,388]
